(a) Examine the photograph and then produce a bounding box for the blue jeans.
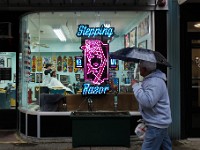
[142,126,172,150]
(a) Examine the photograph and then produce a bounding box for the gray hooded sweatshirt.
[132,69,172,128]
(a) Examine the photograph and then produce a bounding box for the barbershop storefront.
[0,1,170,146]
[17,10,170,145]
[19,11,152,140]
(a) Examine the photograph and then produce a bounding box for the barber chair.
[39,93,66,111]
[35,86,49,100]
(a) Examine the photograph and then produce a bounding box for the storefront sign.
[82,83,109,95]
[76,24,114,38]
[81,39,109,85]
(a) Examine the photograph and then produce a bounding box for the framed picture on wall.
[30,73,35,82]
[60,75,68,84]
[124,61,136,71]
[129,27,137,47]
[124,61,129,70]
[138,15,149,38]
[138,40,147,49]
[124,34,130,48]
[36,73,43,83]
[109,77,119,92]
[75,74,80,81]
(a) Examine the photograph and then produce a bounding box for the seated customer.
[47,70,74,94]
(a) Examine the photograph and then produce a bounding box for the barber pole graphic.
[24,33,31,82]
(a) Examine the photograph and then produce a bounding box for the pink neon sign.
[81,39,109,85]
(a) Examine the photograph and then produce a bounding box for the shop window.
[19,11,153,112]
[0,52,16,109]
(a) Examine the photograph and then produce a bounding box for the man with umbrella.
[111,47,172,150]
[132,60,172,150]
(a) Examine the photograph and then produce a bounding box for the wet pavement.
[0,138,200,150]
[0,140,200,150]
[0,131,200,150]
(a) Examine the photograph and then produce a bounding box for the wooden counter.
[117,93,139,111]
[65,93,138,112]
[66,94,115,111]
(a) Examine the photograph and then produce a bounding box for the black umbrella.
[110,47,172,68]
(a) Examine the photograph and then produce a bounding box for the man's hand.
[131,79,138,86]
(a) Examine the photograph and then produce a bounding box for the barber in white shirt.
[43,63,53,86]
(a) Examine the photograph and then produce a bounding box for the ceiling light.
[53,28,66,42]
[96,11,100,17]
[75,11,81,17]
[194,23,200,28]
[104,21,111,28]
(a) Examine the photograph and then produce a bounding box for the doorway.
[187,32,200,137]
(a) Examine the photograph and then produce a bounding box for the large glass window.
[0,52,16,109]
[19,11,153,111]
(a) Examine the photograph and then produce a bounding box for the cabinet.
[0,91,9,109]
[0,88,16,109]
[71,111,131,147]
[34,86,49,100]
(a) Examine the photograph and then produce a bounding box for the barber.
[43,63,52,86]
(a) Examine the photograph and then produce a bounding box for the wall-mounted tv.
[0,22,12,38]
[75,56,84,68]
[109,58,118,68]
[0,67,12,80]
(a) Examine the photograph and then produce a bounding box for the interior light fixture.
[194,23,200,28]
[53,28,66,42]
[104,21,111,28]
[96,11,100,17]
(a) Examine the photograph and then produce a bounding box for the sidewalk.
[1,139,200,150]
[172,139,200,150]
[0,140,200,150]
[0,131,200,150]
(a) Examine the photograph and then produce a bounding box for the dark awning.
[0,0,168,11]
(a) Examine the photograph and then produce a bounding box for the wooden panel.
[66,94,115,111]
[66,94,87,111]
[92,94,115,111]
[117,93,139,111]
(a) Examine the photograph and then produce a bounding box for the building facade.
[0,0,199,140]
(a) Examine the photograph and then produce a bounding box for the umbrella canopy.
[110,47,172,68]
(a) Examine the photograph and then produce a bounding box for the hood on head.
[146,69,167,81]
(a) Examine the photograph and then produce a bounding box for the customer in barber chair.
[47,70,74,94]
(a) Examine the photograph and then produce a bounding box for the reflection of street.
[192,53,200,107]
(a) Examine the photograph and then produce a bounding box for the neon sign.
[82,83,110,95]
[76,24,114,38]
[81,39,109,85]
